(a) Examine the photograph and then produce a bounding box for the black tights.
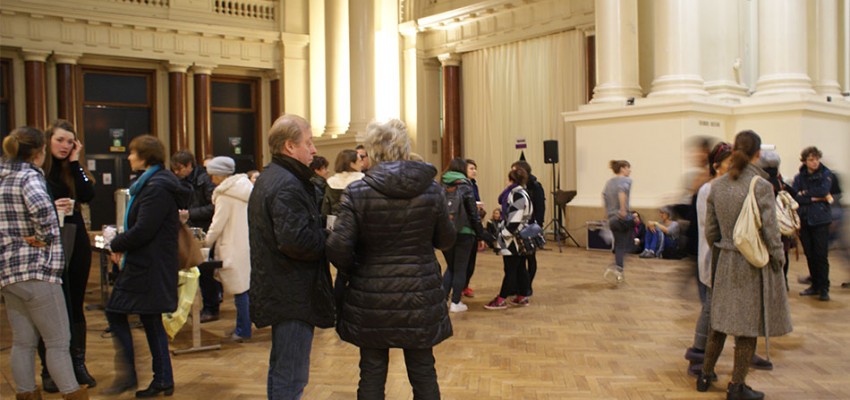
[702,330,757,384]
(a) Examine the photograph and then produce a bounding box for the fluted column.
[754,0,815,96]
[23,50,49,130]
[169,63,190,152]
[699,0,748,100]
[439,53,461,168]
[648,0,707,97]
[811,0,842,96]
[193,65,214,163]
[591,0,642,103]
[54,53,80,126]
[325,0,350,136]
[347,0,375,137]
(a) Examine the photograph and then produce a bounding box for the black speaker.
[544,140,559,164]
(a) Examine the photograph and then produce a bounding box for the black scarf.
[272,154,316,186]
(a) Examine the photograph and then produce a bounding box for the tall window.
[0,59,13,140]
[211,76,261,172]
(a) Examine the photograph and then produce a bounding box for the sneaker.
[484,297,508,310]
[449,302,468,313]
[224,333,251,343]
[799,287,818,296]
[603,265,624,285]
[462,287,475,298]
[509,296,530,307]
[818,290,830,301]
[639,249,656,258]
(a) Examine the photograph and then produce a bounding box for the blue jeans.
[268,320,314,400]
[234,291,251,338]
[106,312,172,386]
[2,280,79,394]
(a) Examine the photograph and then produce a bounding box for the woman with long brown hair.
[38,119,97,391]
[698,130,792,400]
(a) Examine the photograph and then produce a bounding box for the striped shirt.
[0,159,64,288]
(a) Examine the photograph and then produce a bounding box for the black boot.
[71,322,96,388]
[726,382,764,400]
[696,371,715,392]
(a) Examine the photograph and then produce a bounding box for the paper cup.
[66,199,75,216]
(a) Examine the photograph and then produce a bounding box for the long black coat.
[107,167,190,314]
[182,166,215,230]
[248,155,335,329]
[327,161,456,349]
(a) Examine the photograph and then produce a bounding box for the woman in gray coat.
[697,130,792,400]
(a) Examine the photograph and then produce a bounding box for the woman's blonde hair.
[365,119,410,164]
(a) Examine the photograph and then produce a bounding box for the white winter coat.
[205,174,252,295]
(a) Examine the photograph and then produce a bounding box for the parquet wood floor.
[2,246,849,399]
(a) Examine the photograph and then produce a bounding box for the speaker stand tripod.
[542,163,579,252]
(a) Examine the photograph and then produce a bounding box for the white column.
[700,0,748,100]
[753,0,815,96]
[812,0,842,96]
[591,0,642,104]
[324,0,350,136]
[843,0,850,96]
[648,0,707,97]
[347,0,376,137]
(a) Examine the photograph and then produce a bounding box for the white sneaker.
[449,302,468,313]
[603,265,625,285]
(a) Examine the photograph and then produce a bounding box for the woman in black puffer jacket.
[327,119,455,399]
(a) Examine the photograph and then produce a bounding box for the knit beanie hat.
[206,156,235,176]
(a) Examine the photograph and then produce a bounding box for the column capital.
[22,49,51,62]
[52,52,81,65]
[437,53,462,67]
[264,69,281,80]
[167,62,191,73]
[192,64,216,75]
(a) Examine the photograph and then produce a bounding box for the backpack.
[776,190,800,237]
[445,183,468,232]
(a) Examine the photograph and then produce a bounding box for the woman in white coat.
[204,157,253,342]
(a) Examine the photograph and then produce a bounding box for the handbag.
[516,222,546,255]
[177,224,204,270]
[775,190,800,237]
[733,176,769,268]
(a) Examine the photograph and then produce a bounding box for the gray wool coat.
[705,163,793,338]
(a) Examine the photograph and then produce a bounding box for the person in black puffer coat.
[792,146,835,301]
[327,119,456,399]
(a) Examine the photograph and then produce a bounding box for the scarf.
[498,183,519,221]
[120,164,161,269]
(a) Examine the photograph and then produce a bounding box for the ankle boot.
[15,387,42,400]
[696,371,714,392]
[61,387,89,400]
[71,322,96,388]
[726,382,764,400]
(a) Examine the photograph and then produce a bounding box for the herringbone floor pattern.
[2,246,849,399]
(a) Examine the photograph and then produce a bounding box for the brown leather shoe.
[15,387,42,400]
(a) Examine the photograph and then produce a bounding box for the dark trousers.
[800,222,830,291]
[106,312,172,386]
[358,347,439,400]
[499,255,530,298]
[464,241,477,289]
[441,235,475,303]
[526,253,537,294]
[199,267,223,315]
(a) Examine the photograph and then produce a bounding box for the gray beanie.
[206,156,235,176]
[757,150,781,169]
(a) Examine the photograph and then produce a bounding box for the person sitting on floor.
[639,206,680,258]
[630,211,647,254]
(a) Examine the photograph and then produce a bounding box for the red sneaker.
[462,287,475,298]
[484,297,507,310]
[509,296,530,307]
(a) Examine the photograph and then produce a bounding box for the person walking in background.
[39,120,97,391]
[511,161,544,296]
[204,156,254,343]
[602,160,633,284]
[1,127,89,400]
[462,159,482,298]
[248,114,335,399]
[104,135,190,398]
[327,119,455,399]
[697,130,791,400]
[441,157,484,313]
[485,167,534,310]
[793,146,834,301]
[171,150,222,322]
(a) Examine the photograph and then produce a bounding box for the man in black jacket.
[171,150,221,321]
[248,114,334,399]
[512,161,545,296]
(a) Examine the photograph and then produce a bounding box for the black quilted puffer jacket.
[327,160,456,349]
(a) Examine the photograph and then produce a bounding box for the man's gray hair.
[268,114,311,155]
[365,119,410,164]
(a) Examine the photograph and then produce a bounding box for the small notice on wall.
[102,173,112,186]
[515,138,527,149]
[87,160,96,171]
[109,146,126,153]
[109,128,125,151]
